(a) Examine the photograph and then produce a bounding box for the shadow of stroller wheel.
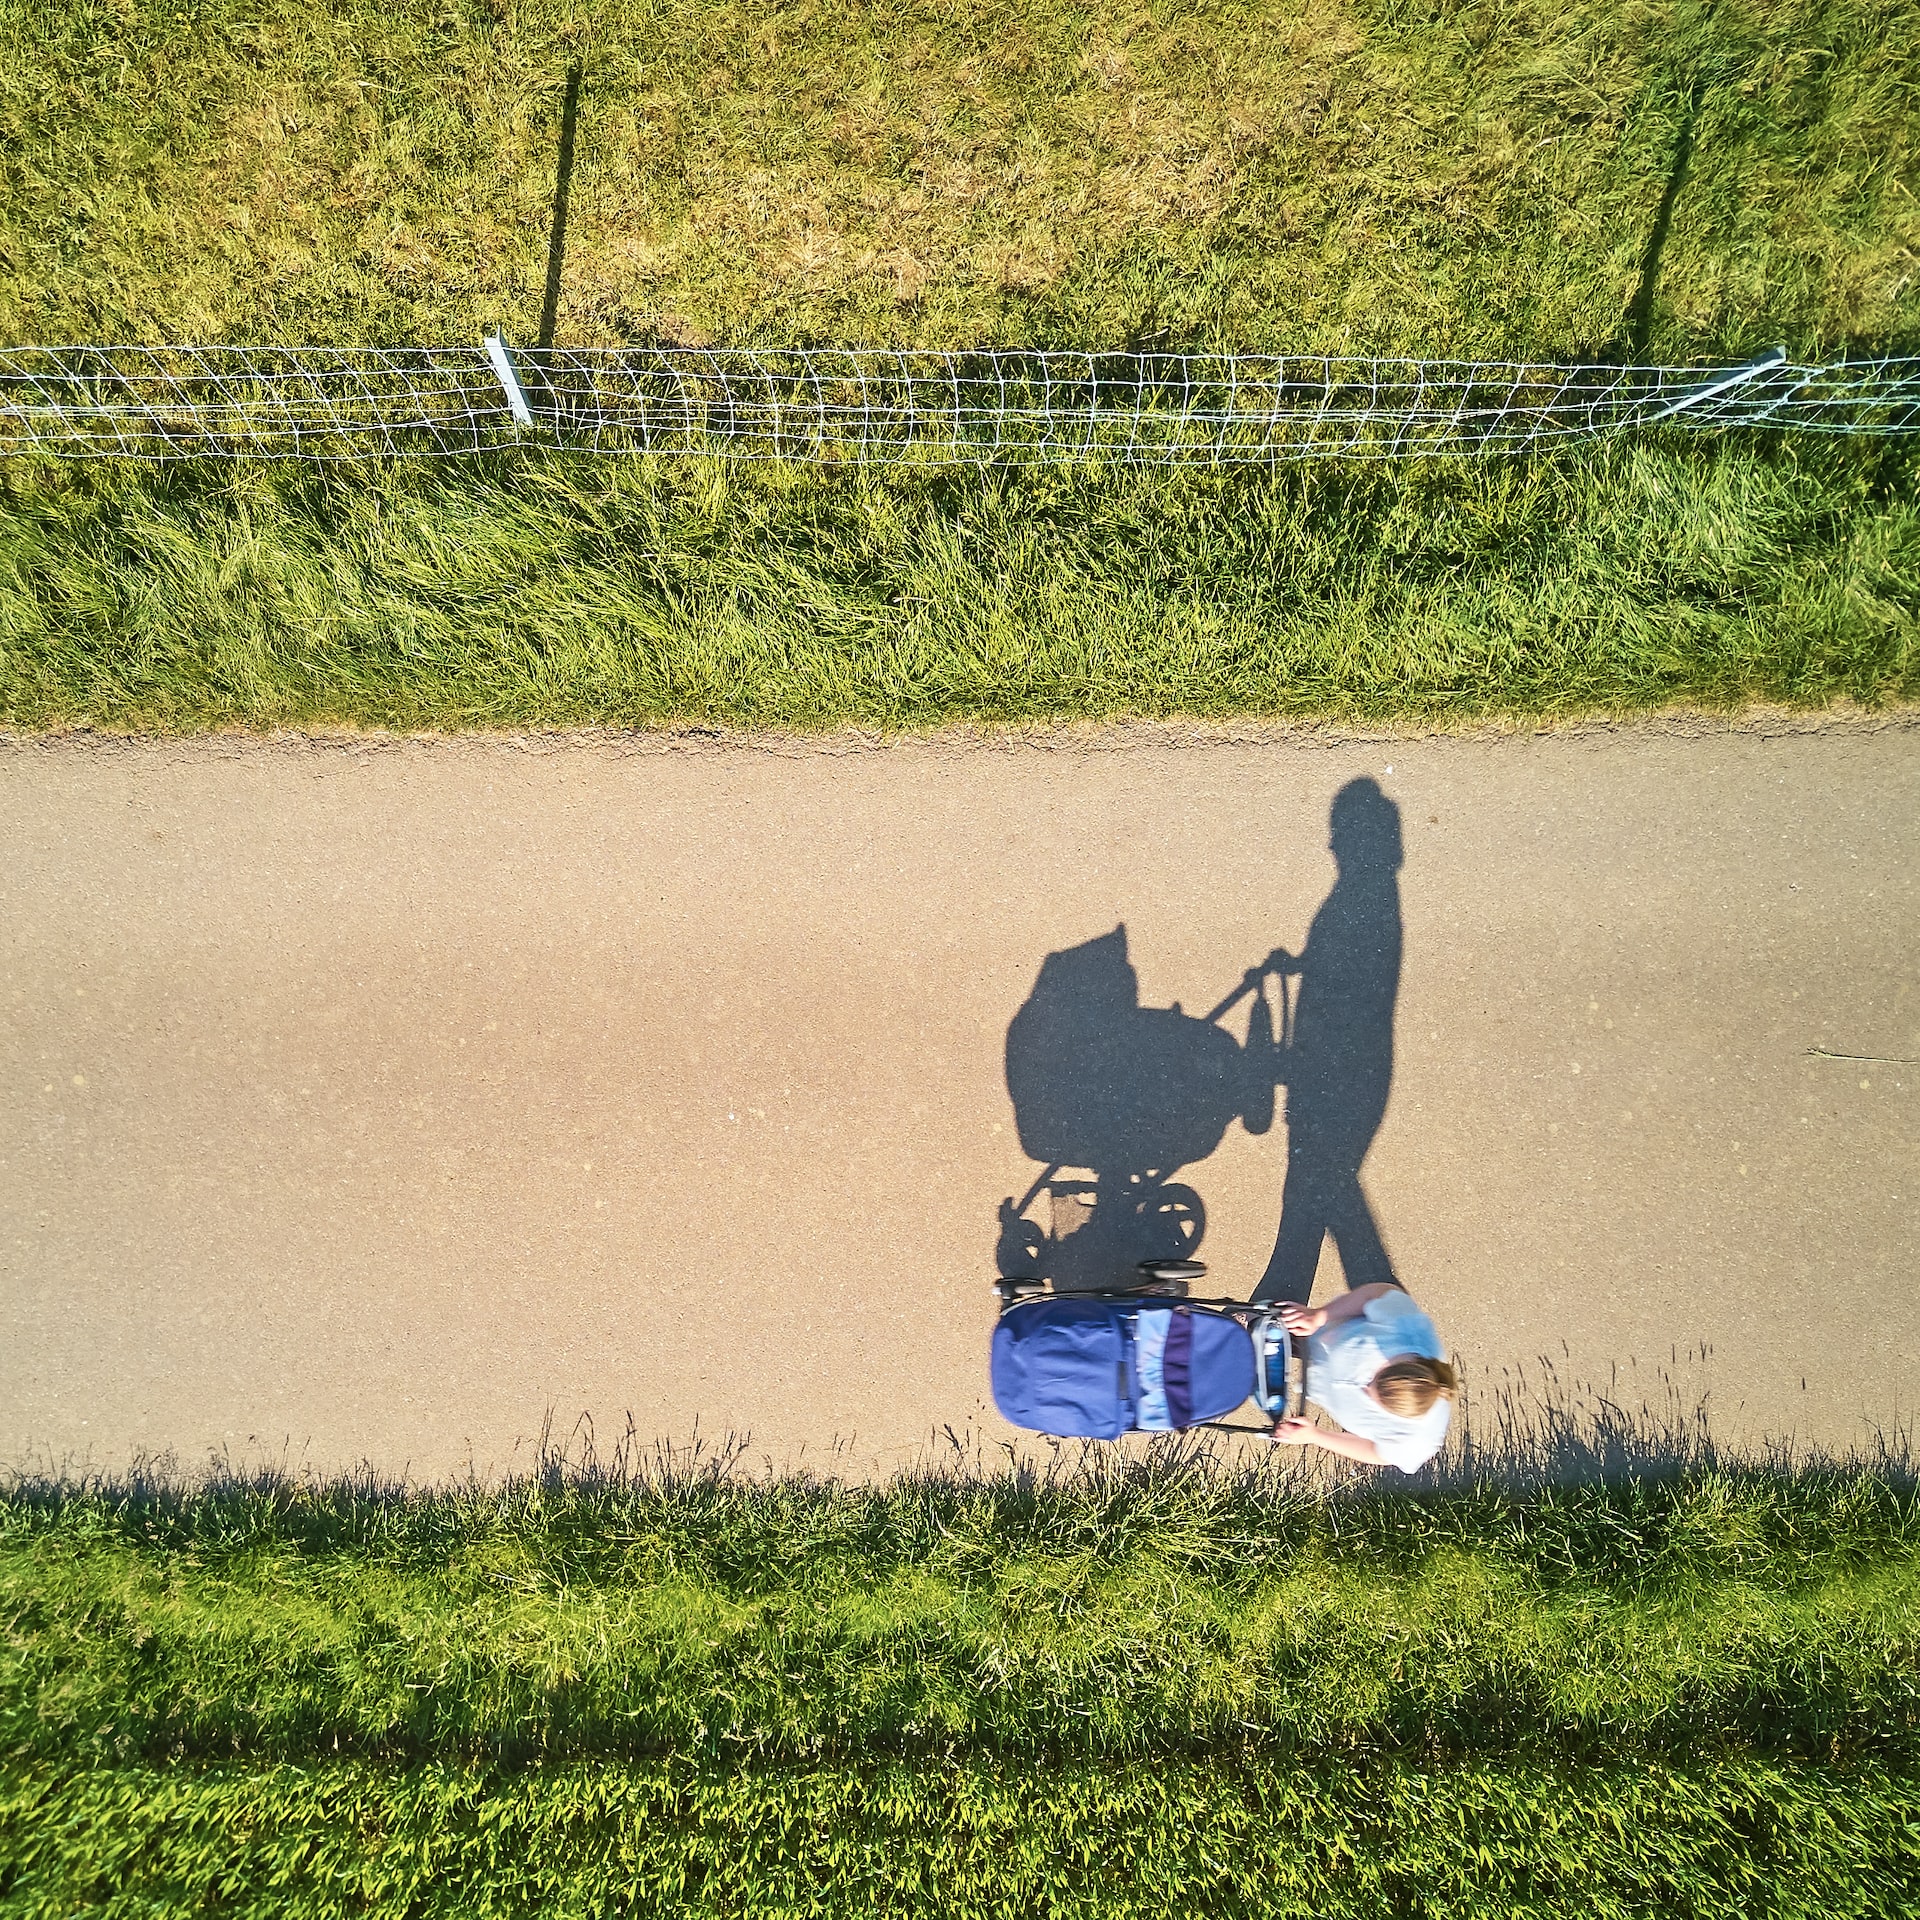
[1137,1183,1205,1261]
[995,1196,1047,1279]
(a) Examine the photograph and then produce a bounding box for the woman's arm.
[1278,1282,1399,1336]
[1321,1282,1397,1327]
[1269,1417,1384,1465]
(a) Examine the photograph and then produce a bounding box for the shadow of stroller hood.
[1007,936,1255,1171]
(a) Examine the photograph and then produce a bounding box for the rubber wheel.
[1137,1258,1208,1282]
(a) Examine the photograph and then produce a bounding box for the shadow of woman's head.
[1329,777,1403,877]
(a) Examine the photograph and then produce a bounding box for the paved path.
[3,725,1915,1481]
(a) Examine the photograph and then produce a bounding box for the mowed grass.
[2,1456,1917,1916]
[0,0,1917,732]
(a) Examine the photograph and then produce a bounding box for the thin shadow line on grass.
[538,60,585,354]
[1621,88,1700,362]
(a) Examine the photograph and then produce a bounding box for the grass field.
[3,0,1916,359]
[3,439,1916,730]
[1,0,1917,731]
[3,1454,1918,1915]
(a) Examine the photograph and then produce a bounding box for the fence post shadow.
[538,59,585,356]
[1620,87,1700,362]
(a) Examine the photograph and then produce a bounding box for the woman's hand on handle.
[1278,1287,1394,1339]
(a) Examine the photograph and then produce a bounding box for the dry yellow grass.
[1,0,1915,356]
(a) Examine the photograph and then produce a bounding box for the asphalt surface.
[3,723,1914,1481]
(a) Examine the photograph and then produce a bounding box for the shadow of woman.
[1254,777,1404,1304]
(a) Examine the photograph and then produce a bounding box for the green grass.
[3,439,1916,730]
[0,0,1917,733]
[2,0,1916,359]
[7,1754,1915,1919]
[3,1454,1918,1914]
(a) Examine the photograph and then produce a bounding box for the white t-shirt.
[1305,1290,1451,1473]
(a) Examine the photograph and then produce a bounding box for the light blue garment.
[1305,1290,1451,1472]
[1132,1309,1173,1431]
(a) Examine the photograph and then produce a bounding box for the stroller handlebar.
[1203,949,1298,1026]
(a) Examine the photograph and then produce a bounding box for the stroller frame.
[993,1269,1305,1432]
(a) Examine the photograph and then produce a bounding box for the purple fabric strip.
[1164,1310,1194,1429]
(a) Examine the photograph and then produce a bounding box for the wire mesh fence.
[2,339,1917,464]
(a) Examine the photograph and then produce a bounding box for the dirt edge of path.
[5,701,1919,762]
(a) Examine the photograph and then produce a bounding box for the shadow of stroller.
[995,925,1277,1291]
[994,776,1403,1301]
[1253,777,1404,1303]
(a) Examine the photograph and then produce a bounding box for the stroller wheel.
[995,1275,1046,1305]
[1137,1258,1207,1283]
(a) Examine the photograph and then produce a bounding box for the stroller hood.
[992,1298,1255,1438]
[991,1297,1130,1439]
[1155,1306,1257,1427]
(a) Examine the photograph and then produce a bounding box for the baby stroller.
[991,1263,1303,1438]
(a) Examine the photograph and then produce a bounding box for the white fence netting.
[1,340,1915,462]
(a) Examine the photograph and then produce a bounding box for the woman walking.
[1269,1282,1454,1472]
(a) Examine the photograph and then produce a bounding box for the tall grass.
[1,0,1916,732]
[1,0,1914,360]
[4,1452,1916,1769]
[3,438,1915,730]
[2,1454,1917,1916]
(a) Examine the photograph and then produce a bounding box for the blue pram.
[990,1268,1301,1438]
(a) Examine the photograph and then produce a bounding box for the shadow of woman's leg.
[1254,1106,1397,1302]
[1323,1163,1397,1291]
[1253,1137,1329,1303]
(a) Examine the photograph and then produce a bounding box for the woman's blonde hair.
[1373,1355,1458,1417]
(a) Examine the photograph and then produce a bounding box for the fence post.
[484,330,535,428]
[1644,344,1787,422]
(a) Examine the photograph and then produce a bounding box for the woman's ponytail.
[1374,1356,1458,1416]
